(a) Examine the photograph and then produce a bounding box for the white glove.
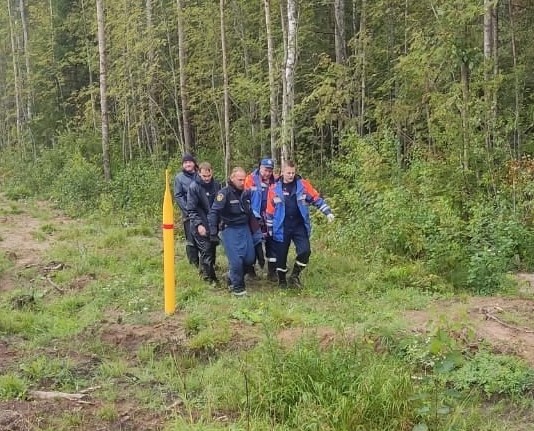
[326,213,335,223]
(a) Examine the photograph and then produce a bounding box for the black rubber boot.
[289,262,304,288]
[244,264,258,280]
[255,243,265,269]
[186,245,199,267]
[277,268,288,289]
[267,261,277,282]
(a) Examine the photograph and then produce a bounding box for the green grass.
[1,195,534,430]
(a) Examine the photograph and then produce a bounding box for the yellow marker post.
[162,169,176,315]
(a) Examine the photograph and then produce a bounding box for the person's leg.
[265,237,277,282]
[195,233,217,282]
[221,227,246,296]
[273,236,291,288]
[245,229,264,279]
[243,228,257,268]
[289,224,311,287]
[184,221,199,267]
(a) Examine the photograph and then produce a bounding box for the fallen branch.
[28,390,88,401]
[484,313,534,334]
[44,276,64,293]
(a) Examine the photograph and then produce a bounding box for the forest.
[2,0,534,429]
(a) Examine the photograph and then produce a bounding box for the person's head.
[230,167,247,190]
[198,162,213,184]
[182,153,197,173]
[281,161,297,184]
[258,158,274,182]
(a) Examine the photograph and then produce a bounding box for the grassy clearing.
[1,196,534,430]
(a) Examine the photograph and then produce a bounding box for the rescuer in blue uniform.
[244,157,277,281]
[208,167,256,296]
[174,153,199,267]
[266,160,335,288]
[187,162,222,285]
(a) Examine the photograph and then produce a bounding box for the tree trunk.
[176,0,192,153]
[264,0,278,160]
[81,0,97,132]
[145,0,159,154]
[96,0,111,180]
[19,0,32,122]
[220,0,231,179]
[281,0,297,162]
[508,0,520,157]
[483,0,496,149]
[334,0,346,64]
[162,3,184,154]
[7,0,22,146]
[279,0,288,163]
[358,0,366,136]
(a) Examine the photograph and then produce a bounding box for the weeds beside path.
[1,193,534,430]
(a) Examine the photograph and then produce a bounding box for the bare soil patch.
[0,196,69,292]
[405,296,534,366]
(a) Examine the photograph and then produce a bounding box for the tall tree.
[220,0,230,178]
[484,0,498,149]
[334,0,347,64]
[7,0,22,146]
[145,0,159,154]
[280,0,297,162]
[176,0,192,153]
[19,0,32,122]
[96,0,111,180]
[264,0,277,159]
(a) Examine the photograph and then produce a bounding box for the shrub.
[449,351,534,397]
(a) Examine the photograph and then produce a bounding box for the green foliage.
[19,356,82,391]
[449,352,534,397]
[0,374,27,401]
[329,131,534,294]
[99,159,166,222]
[50,153,104,215]
[250,340,415,430]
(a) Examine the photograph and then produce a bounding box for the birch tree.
[264,0,277,159]
[176,0,192,153]
[7,0,22,145]
[220,0,230,178]
[334,0,346,64]
[280,0,297,162]
[96,0,111,180]
[19,0,32,122]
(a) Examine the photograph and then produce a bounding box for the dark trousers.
[273,223,311,270]
[221,225,256,289]
[183,220,199,267]
[193,231,217,281]
[265,237,276,262]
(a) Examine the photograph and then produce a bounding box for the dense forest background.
[1,0,534,292]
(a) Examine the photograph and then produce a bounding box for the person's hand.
[210,235,220,245]
[326,213,335,223]
[197,225,207,236]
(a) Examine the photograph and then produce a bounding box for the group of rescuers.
[174,153,335,296]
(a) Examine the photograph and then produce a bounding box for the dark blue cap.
[260,158,274,169]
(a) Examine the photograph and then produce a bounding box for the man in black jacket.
[208,167,256,296]
[187,162,221,284]
[173,153,199,267]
